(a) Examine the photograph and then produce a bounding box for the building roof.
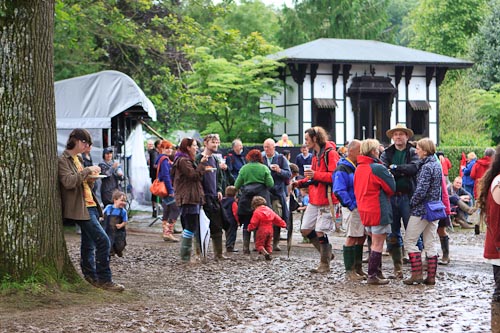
[269,38,473,68]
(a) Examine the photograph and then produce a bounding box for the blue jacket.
[462,159,476,188]
[410,156,443,217]
[226,150,246,179]
[333,158,357,211]
[155,154,174,194]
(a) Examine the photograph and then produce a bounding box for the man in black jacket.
[380,124,420,279]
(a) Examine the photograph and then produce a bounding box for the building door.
[312,98,336,140]
[358,98,389,141]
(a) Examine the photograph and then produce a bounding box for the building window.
[407,100,430,139]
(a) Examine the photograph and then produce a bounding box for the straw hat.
[386,124,414,139]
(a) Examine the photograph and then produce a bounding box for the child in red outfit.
[248,196,287,260]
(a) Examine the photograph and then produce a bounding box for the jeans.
[77,207,112,283]
[387,194,423,251]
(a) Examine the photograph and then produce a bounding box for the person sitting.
[448,176,476,229]
[276,133,294,147]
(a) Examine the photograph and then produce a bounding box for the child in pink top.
[248,196,287,260]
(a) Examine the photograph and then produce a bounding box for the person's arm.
[264,167,274,188]
[58,156,95,190]
[333,168,355,210]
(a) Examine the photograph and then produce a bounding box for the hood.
[325,141,337,151]
[257,206,274,219]
[338,157,356,171]
[221,197,234,209]
[357,155,380,165]
[476,156,491,166]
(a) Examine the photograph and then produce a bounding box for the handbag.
[424,200,447,222]
[150,156,169,197]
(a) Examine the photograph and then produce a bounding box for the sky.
[260,0,294,7]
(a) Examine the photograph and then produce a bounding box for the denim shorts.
[365,224,391,235]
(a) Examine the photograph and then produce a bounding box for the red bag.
[150,156,168,197]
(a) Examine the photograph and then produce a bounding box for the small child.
[103,190,128,257]
[298,188,310,243]
[221,185,240,253]
[248,196,287,260]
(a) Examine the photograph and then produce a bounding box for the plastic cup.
[303,164,312,178]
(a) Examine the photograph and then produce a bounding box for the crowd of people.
[58,126,500,302]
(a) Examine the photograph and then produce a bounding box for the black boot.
[212,236,229,260]
[493,265,500,302]
[439,236,450,265]
[353,244,367,278]
[273,226,281,251]
[389,247,403,279]
[242,230,251,254]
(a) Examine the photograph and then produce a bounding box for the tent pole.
[139,119,164,140]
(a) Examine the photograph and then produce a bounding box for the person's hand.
[201,154,209,163]
[219,162,228,170]
[113,161,120,168]
[304,169,314,179]
[88,165,100,174]
[217,192,223,201]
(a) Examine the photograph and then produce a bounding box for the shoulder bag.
[150,156,169,197]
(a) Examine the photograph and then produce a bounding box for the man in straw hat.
[380,124,420,279]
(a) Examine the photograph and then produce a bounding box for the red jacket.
[354,155,396,226]
[471,156,492,198]
[297,141,340,206]
[484,180,500,259]
[248,205,286,232]
[440,157,452,176]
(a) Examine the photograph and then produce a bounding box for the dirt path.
[0,218,496,332]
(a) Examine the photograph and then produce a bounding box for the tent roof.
[269,38,473,68]
[55,70,157,129]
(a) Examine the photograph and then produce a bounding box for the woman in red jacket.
[477,145,500,302]
[354,139,396,285]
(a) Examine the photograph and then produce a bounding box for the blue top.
[155,154,174,195]
[103,205,128,222]
[333,157,357,211]
[295,153,313,176]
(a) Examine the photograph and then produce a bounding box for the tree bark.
[0,1,78,281]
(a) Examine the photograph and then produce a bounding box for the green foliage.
[439,72,490,146]
[215,0,280,44]
[276,0,391,48]
[469,0,500,90]
[470,84,500,144]
[403,0,487,57]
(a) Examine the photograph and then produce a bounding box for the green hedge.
[439,146,490,180]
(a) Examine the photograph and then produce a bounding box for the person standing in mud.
[58,128,124,292]
[354,139,395,285]
[234,149,274,254]
[292,126,340,274]
[172,138,208,263]
[380,124,420,278]
[477,144,500,302]
[403,138,442,286]
[195,134,228,260]
[333,139,366,281]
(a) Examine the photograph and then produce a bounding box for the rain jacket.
[156,154,174,195]
[471,156,492,198]
[333,158,357,211]
[172,153,206,207]
[296,141,340,206]
[462,159,477,188]
[248,205,287,232]
[410,156,443,217]
[354,155,395,226]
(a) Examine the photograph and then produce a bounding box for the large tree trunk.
[0,1,78,281]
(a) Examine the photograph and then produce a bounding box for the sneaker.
[97,281,125,292]
[84,276,98,287]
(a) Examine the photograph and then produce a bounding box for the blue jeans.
[387,194,423,251]
[77,207,112,283]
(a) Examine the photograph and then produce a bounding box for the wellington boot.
[164,221,179,242]
[162,220,169,241]
[424,256,438,285]
[344,245,363,281]
[389,247,403,279]
[212,236,229,260]
[457,217,475,229]
[439,236,450,265]
[242,230,251,255]
[403,252,424,285]
[367,276,390,285]
[180,237,192,262]
[273,227,282,251]
[310,243,332,274]
[353,244,367,278]
[346,270,365,281]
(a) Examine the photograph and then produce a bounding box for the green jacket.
[234,162,274,190]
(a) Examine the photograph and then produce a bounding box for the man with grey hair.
[226,138,245,180]
[262,138,292,251]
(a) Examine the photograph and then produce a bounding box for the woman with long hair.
[477,144,500,302]
[172,138,209,262]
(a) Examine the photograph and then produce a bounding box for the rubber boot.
[309,236,335,259]
[343,246,364,281]
[242,230,251,255]
[389,247,403,279]
[363,235,372,263]
[273,226,281,251]
[424,255,438,285]
[180,236,192,262]
[457,200,477,215]
[164,221,179,242]
[456,217,474,229]
[162,220,169,240]
[261,248,272,261]
[353,244,367,278]
[439,236,450,265]
[212,236,229,260]
[311,242,332,274]
[403,252,424,285]
[367,251,389,285]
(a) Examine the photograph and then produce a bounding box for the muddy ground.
[0,212,498,333]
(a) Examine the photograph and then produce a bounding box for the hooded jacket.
[333,158,357,211]
[471,155,492,198]
[354,155,395,226]
[248,205,287,232]
[297,141,340,206]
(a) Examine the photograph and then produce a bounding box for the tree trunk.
[0,1,78,282]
